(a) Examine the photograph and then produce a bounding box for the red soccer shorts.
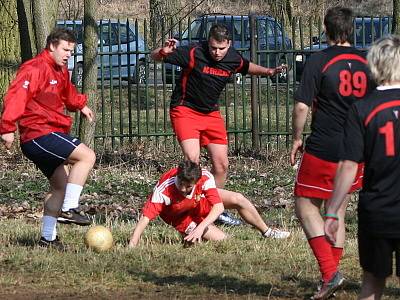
[294,151,363,199]
[170,105,228,147]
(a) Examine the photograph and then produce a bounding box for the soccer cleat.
[312,272,344,300]
[38,236,66,251]
[263,227,291,239]
[216,211,243,226]
[316,280,336,298]
[58,208,91,226]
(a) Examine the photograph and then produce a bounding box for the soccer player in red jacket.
[0,28,96,249]
[325,35,400,300]
[128,161,290,248]
[290,7,375,299]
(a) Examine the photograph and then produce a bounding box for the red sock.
[308,236,337,282]
[332,246,343,268]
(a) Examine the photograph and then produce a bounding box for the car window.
[355,18,390,45]
[181,16,282,42]
[182,19,202,39]
[257,19,275,38]
[205,18,242,40]
[116,24,136,44]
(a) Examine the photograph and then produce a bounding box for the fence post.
[249,13,260,151]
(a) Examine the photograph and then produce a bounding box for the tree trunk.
[32,0,60,52]
[393,0,400,34]
[0,0,20,104]
[17,0,35,62]
[79,0,98,148]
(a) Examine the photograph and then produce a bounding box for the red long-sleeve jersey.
[0,50,87,143]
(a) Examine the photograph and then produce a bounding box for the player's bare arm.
[128,215,151,248]
[290,102,309,165]
[184,202,224,243]
[324,160,358,244]
[1,132,14,149]
[151,38,178,61]
[247,62,287,76]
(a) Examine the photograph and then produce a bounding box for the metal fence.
[59,15,391,152]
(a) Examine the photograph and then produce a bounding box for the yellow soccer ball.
[84,225,113,252]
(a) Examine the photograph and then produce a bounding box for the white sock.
[62,183,83,212]
[41,215,57,241]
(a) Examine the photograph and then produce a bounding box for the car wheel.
[72,63,83,86]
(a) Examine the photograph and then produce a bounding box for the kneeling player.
[128,161,290,247]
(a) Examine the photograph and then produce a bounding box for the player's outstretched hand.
[183,224,206,244]
[290,138,303,166]
[324,218,339,245]
[81,106,95,122]
[1,132,14,149]
[163,38,178,54]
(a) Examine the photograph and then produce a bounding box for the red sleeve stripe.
[322,54,367,73]
[234,58,244,73]
[179,47,197,104]
[364,100,400,126]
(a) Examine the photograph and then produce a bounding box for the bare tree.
[149,0,182,44]
[1,0,59,104]
[0,0,20,104]
[79,0,98,147]
[59,0,84,19]
[393,0,400,34]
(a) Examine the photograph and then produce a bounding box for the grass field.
[1,148,400,299]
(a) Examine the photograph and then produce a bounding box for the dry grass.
[1,149,399,299]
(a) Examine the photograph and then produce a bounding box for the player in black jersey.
[152,24,285,188]
[150,24,288,233]
[290,7,375,299]
[325,35,400,300]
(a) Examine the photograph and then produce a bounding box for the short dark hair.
[208,24,231,42]
[324,7,353,44]
[177,161,202,183]
[46,27,77,49]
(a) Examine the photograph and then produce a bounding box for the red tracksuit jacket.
[0,50,87,143]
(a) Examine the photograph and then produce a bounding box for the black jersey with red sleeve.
[164,41,249,113]
[294,45,375,162]
[341,87,400,237]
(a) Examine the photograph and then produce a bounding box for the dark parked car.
[57,20,147,85]
[295,17,391,81]
[165,14,293,83]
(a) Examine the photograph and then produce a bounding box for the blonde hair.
[367,35,400,85]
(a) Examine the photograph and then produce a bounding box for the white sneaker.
[263,227,290,239]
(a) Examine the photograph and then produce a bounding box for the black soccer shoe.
[58,208,91,226]
[38,236,66,251]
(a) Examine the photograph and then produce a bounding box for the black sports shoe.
[58,208,91,226]
[38,236,66,251]
[216,211,243,226]
[312,272,344,300]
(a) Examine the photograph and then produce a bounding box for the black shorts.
[21,132,81,179]
[358,227,400,278]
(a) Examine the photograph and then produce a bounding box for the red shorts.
[170,105,228,147]
[294,151,363,199]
